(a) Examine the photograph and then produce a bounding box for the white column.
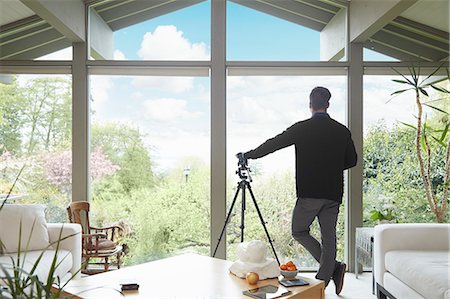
[72,7,90,204]
[346,42,363,273]
[210,0,227,259]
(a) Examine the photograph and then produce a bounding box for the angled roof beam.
[96,0,206,31]
[230,0,326,31]
[370,30,445,62]
[20,0,85,42]
[89,9,113,60]
[0,26,65,60]
[349,0,418,42]
[320,0,418,61]
[320,7,345,61]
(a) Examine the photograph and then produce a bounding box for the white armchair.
[47,223,82,280]
[1,223,82,283]
[374,223,450,299]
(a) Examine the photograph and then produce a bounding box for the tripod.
[212,158,280,265]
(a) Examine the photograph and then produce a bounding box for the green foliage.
[91,123,154,194]
[388,66,450,223]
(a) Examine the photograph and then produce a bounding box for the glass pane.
[89,75,210,265]
[226,75,346,269]
[0,74,72,222]
[363,74,448,226]
[89,2,210,60]
[227,1,346,61]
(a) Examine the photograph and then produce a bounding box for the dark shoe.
[333,262,346,295]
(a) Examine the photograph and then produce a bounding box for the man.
[241,87,357,294]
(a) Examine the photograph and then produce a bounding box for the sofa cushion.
[0,204,50,253]
[385,250,449,299]
[0,249,73,283]
[384,272,424,299]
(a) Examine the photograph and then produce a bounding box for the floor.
[302,272,377,299]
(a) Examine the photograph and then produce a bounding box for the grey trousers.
[291,197,340,285]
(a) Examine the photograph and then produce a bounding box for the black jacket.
[244,113,357,203]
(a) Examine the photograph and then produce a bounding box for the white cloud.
[114,49,126,60]
[137,25,209,60]
[36,47,72,60]
[143,98,201,122]
[132,76,194,93]
[90,76,113,106]
[131,91,143,99]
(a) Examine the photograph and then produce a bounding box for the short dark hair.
[310,87,331,110]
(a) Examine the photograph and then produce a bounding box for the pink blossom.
[44,149,119,189]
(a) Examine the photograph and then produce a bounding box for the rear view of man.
[241,86,357,294]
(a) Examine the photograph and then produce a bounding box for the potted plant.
[0,166,80,298]
[391,65,449,223]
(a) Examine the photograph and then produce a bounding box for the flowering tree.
[44,148,119,192]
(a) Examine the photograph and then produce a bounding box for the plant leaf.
[390,88,412,96]
[431,136,447,147]
[392,67,415,86]
[398,121,417,130]
[392,79,413,85]
[423,97,449,104]
[419,87,429,97]
[419,63,445,86]
[423,103,449,115]
[440,123,449,141]
[430,84,450,94]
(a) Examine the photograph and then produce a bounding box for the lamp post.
[183,166,190,183]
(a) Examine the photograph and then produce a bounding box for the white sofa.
[374,223,450,299]
[0,223,82,284]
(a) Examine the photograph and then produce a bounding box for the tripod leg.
[212,184,241,257]
[246,182,281,266]
[240,182,246,242]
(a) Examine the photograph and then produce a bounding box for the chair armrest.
[374,223,450,287]
[47,223,82,279]
[90,225,122,231]
[90,226,122,242]
[82,233,107,239]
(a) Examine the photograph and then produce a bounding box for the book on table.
[242,284,291,299]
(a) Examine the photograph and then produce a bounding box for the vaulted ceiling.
[0,0,448,61]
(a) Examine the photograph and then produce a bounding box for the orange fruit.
[280,264,287,270]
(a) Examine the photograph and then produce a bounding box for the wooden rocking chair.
[67,201,123,275]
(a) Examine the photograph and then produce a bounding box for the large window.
[88,2,210,61]
[89,74,210,265]
[363,74,448,225]
[0,74,72,222]
[226,75,346,268]
[227,1,346,61]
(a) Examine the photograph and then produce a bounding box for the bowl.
[280,269,298,279]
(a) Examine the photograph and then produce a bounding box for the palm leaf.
[392,67,415,86]
[440,123,449,141]
[398,121,417,130]
[392,79,413,85]
[390,88,413,96]
[423,103,449,115]
[419,87,429,97]
[418,63,445,86]
[423,97,449,104]
[432,136,447,147]
[430,84,450,94]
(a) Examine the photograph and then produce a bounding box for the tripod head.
[236,153,252,182]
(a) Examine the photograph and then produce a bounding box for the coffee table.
[62,253,324,298]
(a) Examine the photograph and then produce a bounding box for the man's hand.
[236,152,248,167]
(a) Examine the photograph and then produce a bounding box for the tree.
[43,149,119,193]
[390,66,449,222]
[19,77,72,153]
[91,123,154,193]
[0,78,25,155]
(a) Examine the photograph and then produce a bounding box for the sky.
[36,1,435,176]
